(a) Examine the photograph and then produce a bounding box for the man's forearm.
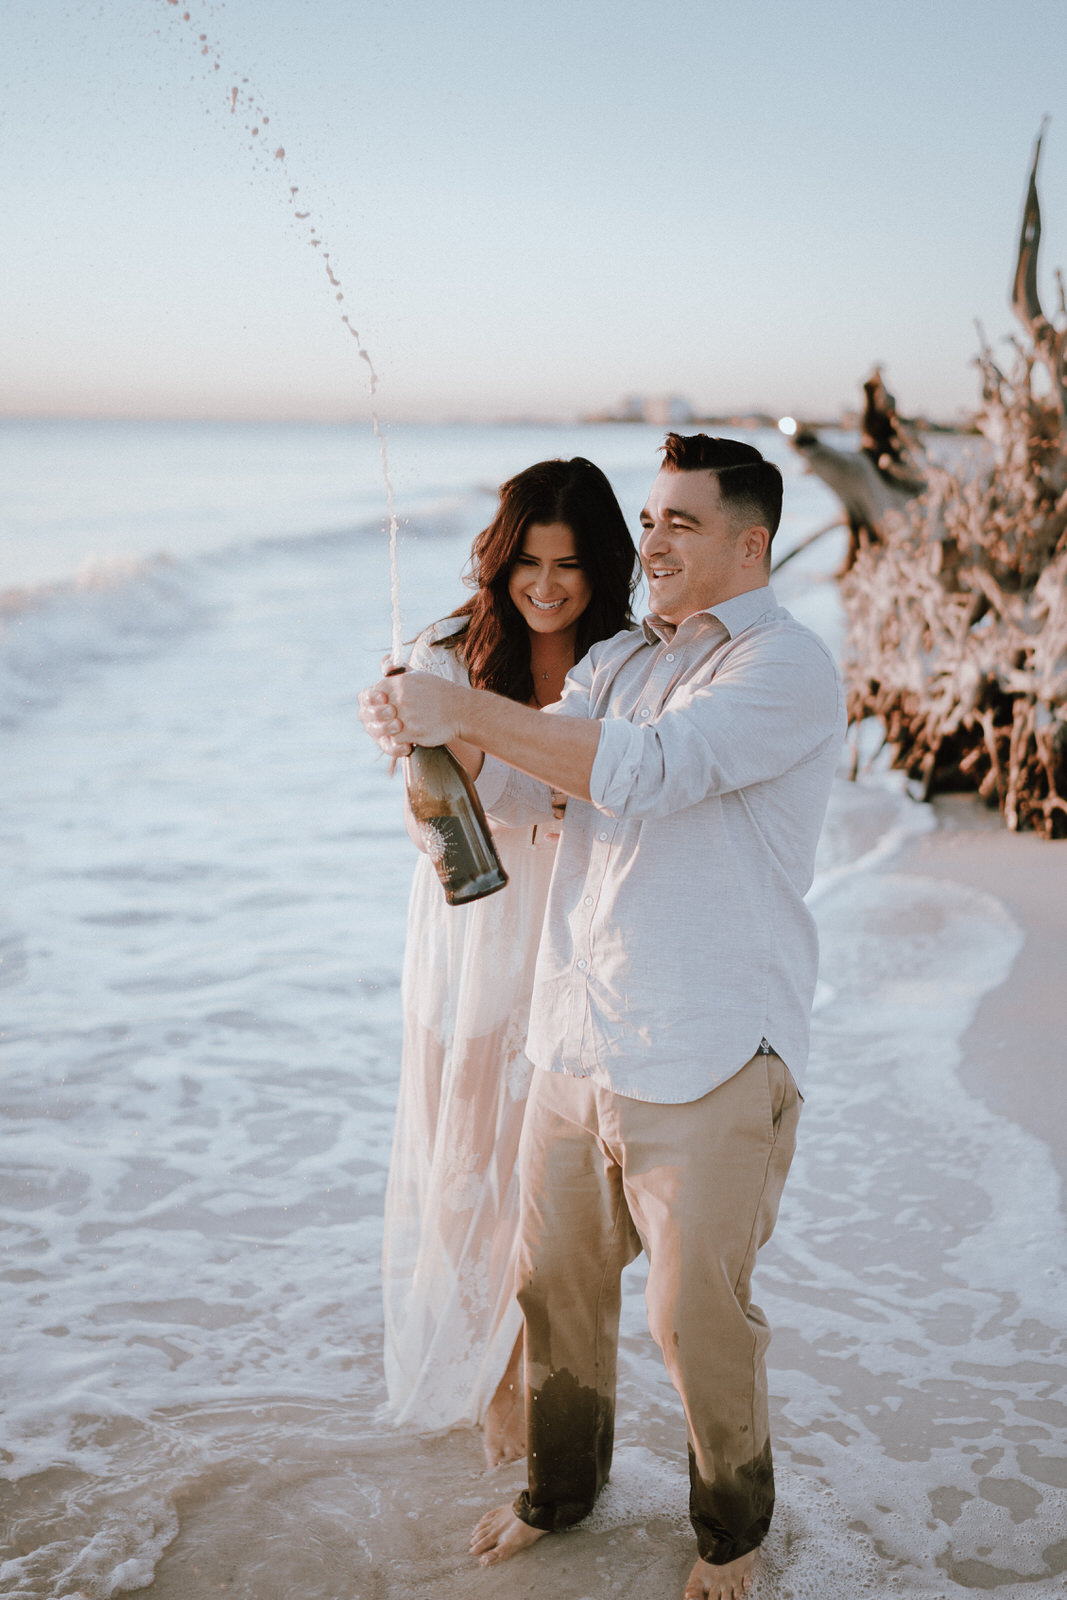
[360,670,600,799]
[457,687,599,801]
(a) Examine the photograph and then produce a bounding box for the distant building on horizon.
[583,393,695,426]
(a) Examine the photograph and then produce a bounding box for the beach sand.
[890,795,1067,1191]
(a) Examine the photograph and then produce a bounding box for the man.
[360,435,845,1600]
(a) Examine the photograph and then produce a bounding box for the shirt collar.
[641,584,778,645]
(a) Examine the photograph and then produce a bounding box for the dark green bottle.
[404,743,509,905]
[386,666,508,906]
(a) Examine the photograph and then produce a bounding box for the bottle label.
[422,815,507,903]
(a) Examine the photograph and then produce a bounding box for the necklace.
[532,658,570,705]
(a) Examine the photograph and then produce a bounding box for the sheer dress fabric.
[382,621,559,1429]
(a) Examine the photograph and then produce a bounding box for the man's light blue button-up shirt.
[476,586,846,1103]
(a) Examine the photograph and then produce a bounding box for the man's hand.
[360,669,599,802]
[358,671,467,758]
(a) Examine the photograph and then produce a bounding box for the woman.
[383,457,637,1464]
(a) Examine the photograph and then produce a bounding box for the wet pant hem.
[513,1489,593,1533]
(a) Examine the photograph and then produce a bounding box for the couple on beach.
[359,434,845,1600]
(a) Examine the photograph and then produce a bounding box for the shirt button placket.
[577,823,609,995]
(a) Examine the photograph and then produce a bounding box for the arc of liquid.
[161,0,404,665]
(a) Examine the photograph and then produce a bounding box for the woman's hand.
[358,671,465,758]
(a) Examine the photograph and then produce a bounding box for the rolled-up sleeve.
[591,628,843,818]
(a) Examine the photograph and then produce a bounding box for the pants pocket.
[765,1052,800,1140]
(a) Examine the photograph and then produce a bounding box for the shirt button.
[577,959,588,970]
[665,653,675,662]
[584,896,593,906]
[640,707,650,718]
[598,831,608,841]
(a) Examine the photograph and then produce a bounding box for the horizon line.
[0,404,975,429]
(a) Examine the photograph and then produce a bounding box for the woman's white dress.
[382,620,559,1429]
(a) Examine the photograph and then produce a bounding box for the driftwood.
[770,515,846,574]
[811,127,1067,835]
[793,370,927,572]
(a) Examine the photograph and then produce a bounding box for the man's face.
[639,469,750,624]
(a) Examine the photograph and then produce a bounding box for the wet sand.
[889,794,1067,1190]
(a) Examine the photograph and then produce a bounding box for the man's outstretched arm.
[358,671,600,802]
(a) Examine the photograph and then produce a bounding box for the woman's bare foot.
[482,1394,526,1467]
[683,1547,758,1599]
[469,1504,546,1566]
[482,1335,525,1467]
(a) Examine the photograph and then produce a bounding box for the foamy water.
[1,423,1063,1598]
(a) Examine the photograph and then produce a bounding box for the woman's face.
[507,521,593,637]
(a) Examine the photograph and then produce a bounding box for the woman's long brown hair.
[440,457,637,702]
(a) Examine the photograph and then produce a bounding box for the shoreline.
[882,791,1067,1190]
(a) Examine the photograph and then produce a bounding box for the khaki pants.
[512,1051,800,1565]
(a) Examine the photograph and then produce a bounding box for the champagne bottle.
[386,667,508,906]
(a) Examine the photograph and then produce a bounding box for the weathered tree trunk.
[792,369,927,572]
[792,425,918,573]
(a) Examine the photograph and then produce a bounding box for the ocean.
[1,420,1063,1598]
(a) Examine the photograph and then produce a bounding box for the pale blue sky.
[5,0,1066,423]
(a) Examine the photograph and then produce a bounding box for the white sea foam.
[0,556,211,729]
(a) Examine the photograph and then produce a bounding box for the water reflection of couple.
[364,436,844,1600]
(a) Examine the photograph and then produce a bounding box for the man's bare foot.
[482,1337,525,1467]
[683,1547,758,1599]
[469,1504,546,1566]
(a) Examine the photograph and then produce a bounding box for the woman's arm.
[443,734,484,779]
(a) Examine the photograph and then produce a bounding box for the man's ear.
[739,525,771,569]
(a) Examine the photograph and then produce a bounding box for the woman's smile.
[508,521,593,635]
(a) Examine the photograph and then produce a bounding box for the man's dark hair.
[660,433,783,542]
